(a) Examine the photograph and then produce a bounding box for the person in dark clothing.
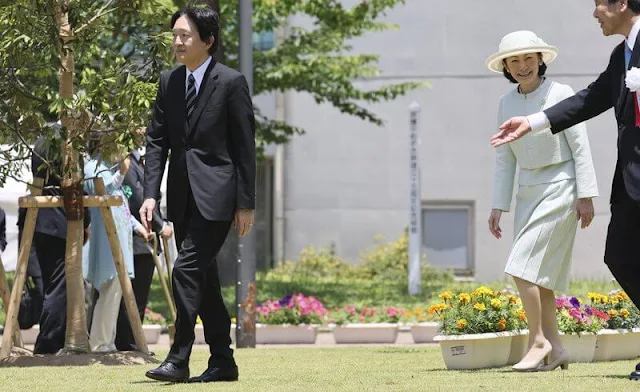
[115,148,172,351]
[17,135,91,354]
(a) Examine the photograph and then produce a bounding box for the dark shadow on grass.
[576,374,636,380]
[130,380,181,386]
[0,348,161,368]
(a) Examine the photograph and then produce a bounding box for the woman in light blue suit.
[486,31,599,372]
[83,140,150,352]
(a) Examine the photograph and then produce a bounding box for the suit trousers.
[166,188,233,368]
[33,233,67,354]
[604,188,640,307]
[115,253,156,351]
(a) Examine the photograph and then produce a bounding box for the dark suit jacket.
[124,153,164,255]
[544,34,640,202]
[144,58,256,223]
[17,137,91,239]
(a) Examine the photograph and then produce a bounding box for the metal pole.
[236,0,256,349]
[408,101,421,295]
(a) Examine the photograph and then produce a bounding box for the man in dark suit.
[17,135,91,354]
[141,6,255,383]
[115,148,171,351]
[491,0,640,379]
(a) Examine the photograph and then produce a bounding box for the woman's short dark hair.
[171,7,220,55]
[502,54,547,84]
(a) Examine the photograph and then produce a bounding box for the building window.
[253,31,275,51]
[421,201,474,276]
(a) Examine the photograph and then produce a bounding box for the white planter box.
[507,330,529,365]
[20,325,40,345]
[142,324,162,345]
[410,322,440,343]
[256,324,318,344]
[332,323,399,344]
[434,332,513,370]
[194,323,236,345]
[559,332,597,363]
[593,328,640,362]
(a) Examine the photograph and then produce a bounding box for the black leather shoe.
[145,361,189,383]
[631,371,640,381]
[189,366,239,383]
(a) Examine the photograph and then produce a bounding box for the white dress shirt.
[185,56,213,95]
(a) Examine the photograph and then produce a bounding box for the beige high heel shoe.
[511,343,552,372]
[540,350,569,371]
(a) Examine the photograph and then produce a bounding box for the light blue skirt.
[504,179,578,292]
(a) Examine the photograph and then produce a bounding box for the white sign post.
[408,101,422,295]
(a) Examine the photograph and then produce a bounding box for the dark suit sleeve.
[0,208,6,252]
[227,74,256,210]
[545,48,617,134]
[125,164,165,233]
[144,73,170,201]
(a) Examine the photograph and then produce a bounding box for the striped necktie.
[186,74,197,122]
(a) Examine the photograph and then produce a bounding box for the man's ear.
[206,36,215,51]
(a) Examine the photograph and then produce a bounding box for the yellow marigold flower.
[428,303,447,314]
[439,291,454,301]
[611,299,619,305]
[621,309,630,319]
[507,295,518,305]
[621,292,630,301]
[456,319,468,329]
[517,309,527,321]
[608,309,618,317]
[602,295,609,304]
[458,293,471,304]
[473,286,494,297]
[473,302,486,311]
[498,318,507,330]
[614,294,625,302]
[588,292,604,303]
[491,298,502,309]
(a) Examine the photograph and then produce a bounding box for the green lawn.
[0,346,638,391]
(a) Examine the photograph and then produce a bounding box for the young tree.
[0,0,424,352]
[0,0,174,353]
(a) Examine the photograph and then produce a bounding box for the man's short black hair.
[171,7,220,55]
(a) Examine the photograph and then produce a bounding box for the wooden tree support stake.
[0,253,24,348]
[0,178,44,359]
[146,237,176,322]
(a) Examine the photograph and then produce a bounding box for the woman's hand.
[488,209,503,239]
[576,198,595,229]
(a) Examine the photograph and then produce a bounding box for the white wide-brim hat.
[485,30,559,73]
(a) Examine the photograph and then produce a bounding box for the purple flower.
[570,297,581,308]
[279,295,292,307]
[584,305,593,315]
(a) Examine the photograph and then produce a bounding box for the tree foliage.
[0,0,426,186]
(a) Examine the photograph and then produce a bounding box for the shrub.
[587,290,640,330]
[431,287,526,335]
[256,293,327,325]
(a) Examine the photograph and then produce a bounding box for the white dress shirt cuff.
[527,112,551,134]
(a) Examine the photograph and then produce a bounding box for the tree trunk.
[54,0,89,354]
